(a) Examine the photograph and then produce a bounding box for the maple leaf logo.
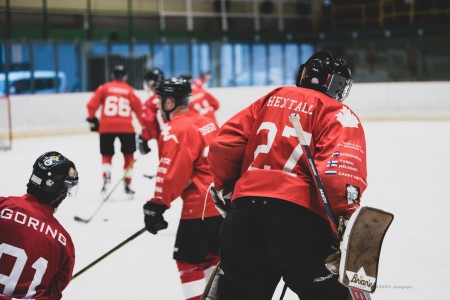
[336,107,359,128]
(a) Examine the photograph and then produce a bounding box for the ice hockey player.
[0,151,79,299]
[142,77,223,300]
[180,73,220,123]
[190,79,220,123]
[138,67,165,155]
[192,70,211,90]
[207,51,367,299]
[86,65,143,196]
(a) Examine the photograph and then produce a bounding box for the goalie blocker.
[336,206,394,293]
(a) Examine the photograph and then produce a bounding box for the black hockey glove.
[86,117,99,132]
[138,135,151,155]
[143,202,168,234]
[209,184,232,218]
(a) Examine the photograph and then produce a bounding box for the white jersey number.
[0,243,48,298]
[103,95,132,117]
[193,100,213,115]
[249,121,311,176]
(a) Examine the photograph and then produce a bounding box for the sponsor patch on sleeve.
[346,184,360,204]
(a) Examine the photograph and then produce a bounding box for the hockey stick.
[288,113,372,300]
[279,284,288,300]
[200,262,221,300]
[289,114,340,240]
[74,156,139,223]
[72,228,146,280]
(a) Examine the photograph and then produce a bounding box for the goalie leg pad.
[339,206,394,293]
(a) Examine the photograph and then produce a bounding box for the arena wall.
[7,81,450,138]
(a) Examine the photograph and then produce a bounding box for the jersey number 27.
[249,121,312,176]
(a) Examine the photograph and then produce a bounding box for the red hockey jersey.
[208,86,367,219]
[86,80,143,133]
[149,111,221,219]
[141,94,167,141]
[192,76,207,90]
[0,194,75,300]
[188,88,220,123]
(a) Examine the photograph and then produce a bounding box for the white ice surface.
[1,120,450,299]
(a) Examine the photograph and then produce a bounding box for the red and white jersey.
[208,86,367,219]
[141,93,167,141]
[149,111,221,219]
[86,80,143,133]
[188,87,220,123]
[0,194,75,300]
[192,76,207,90]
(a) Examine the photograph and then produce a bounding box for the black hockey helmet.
[179,73,192,82]
[113,65,127,80]
[201,70,211,79]
[144,67,164,88]
[296,51,352,102]
[156,77,192,120]
[27,151,79,208]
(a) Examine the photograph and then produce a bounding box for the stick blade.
[74,216,90,223]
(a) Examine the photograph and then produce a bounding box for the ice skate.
[124,181,135,199]
[101,173,111,193]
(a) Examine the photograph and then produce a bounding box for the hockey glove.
[209,184,232,218]
[325,246,341,275]
[143,202,168,234]
[86,117,99,132]
[138,134,151,155]
[324,216,349,275]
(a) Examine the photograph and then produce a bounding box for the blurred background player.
[86,65,143,196]
[138,67,165,155]
[0,151,79,299]
[142,78,222,300]
[180,73,220,123]
[208,51,366,299]
[192,70,211,90]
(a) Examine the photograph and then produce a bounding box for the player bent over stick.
[206,51,392,300]
[142,77,223,300]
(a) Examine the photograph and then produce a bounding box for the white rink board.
[6,81,450,138]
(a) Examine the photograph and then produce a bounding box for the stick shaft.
[288,113,371,300]
[72,228,146,279]
[74,156,139,223]
[289,113,339,239]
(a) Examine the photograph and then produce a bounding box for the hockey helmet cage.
[113,65,127,80]
[296,51,352,102]
[27,151,79,208]
[144,68,165,88]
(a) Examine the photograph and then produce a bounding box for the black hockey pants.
[217,197,350,300]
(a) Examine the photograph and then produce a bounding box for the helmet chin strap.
[163,110,172,121]
[161,96,177,121]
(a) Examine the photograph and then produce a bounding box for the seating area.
[2,0,450,40]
